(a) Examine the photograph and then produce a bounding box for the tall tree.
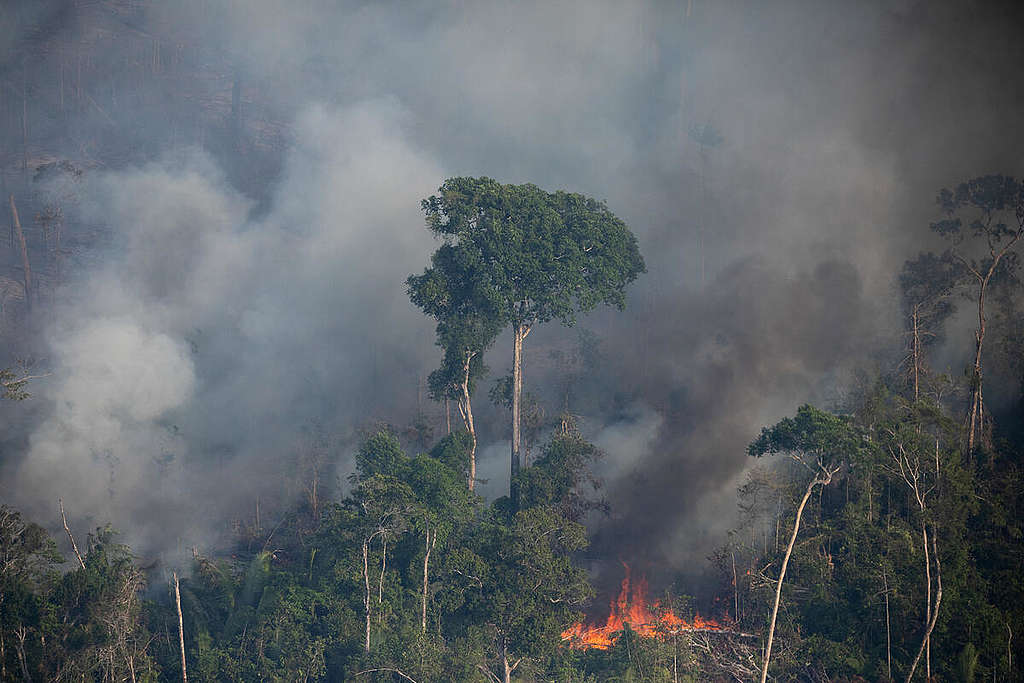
[408,243,503,490]
[930,175,1024,453]
[418,177,645,498]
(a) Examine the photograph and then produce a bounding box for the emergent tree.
[416,177,645,498]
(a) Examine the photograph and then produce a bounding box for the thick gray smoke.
[2,1,1023,586]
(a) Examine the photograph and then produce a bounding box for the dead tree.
[886,425,943,683]
[8,195,31,313]
[759,459,839,683]
[173,572,187,683]
[931,177,1024,453]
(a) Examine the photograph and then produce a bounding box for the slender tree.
[748,405,863,683]
[929,175,1024,452]
[409,243,502,490]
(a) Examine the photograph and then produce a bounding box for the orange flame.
[561,563,726,650]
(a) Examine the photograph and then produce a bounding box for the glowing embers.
[561,563,726,650]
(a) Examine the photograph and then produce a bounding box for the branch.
[951,249,984,282]
[476,664,502,683]
[354,668,419,683]
[1,372,50,387]
[59,499,86,570]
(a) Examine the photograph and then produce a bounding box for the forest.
[2,1,1024,682]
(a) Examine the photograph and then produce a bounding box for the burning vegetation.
[561,564,728,650]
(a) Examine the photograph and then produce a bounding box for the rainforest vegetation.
[3,1,1024,682]
[3,174,1023,682]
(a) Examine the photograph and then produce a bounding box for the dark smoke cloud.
[1,1,1023,585]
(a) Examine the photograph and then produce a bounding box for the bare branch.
[59,499,86,570]
[354,668,419,683]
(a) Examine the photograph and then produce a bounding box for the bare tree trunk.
[673,631,679,683]
[884,571,892,681]
[967,283,986,453]
[309,466,320,522]
[362,539,371,652]
[460,353,478,490]
[922,523,932,679]
[173,572,187,683]
[511,324,524,487]
[378,535,387,616]
[421,524,435,633]
[732,550,739,622]
[502,638,511,683]
[14,625,30,682]
[9,196,31,313]
[59,499,86,570]
[911,303,921,402]
[510,323,529,501]
[1007,620,1013,678]
[759,469,835,683]
[905,529,942,683]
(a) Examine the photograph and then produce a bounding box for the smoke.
[2,0,1023,585]
[11,102,442,555]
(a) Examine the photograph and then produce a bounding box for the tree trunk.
[9,196,31,313]
[911,303,921,402]
[460,353,477,490]
[502,638,512,683]
[922,522,932,679]
[963,220,1023,453]
[884,571,892,681]
[14,626,30,682]
[731,550,739,622]
[510,323,529,501]
[759,470,833,683]
[905,528,942,683]
[421,525,435,633]
[362,539,372,652]
[378,535,387,617]
[967,281,986,453]
[59,499,86,570]
[1007,620,1013,678]
[173,572,187,683]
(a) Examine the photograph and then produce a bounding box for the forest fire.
[561,564,727,650]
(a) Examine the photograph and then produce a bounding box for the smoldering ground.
[2,0,1023,589]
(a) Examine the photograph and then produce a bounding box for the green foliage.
[428,429,475,481]
[353,429,407,482]
[421,176,645,330]
[517,430,606,521]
